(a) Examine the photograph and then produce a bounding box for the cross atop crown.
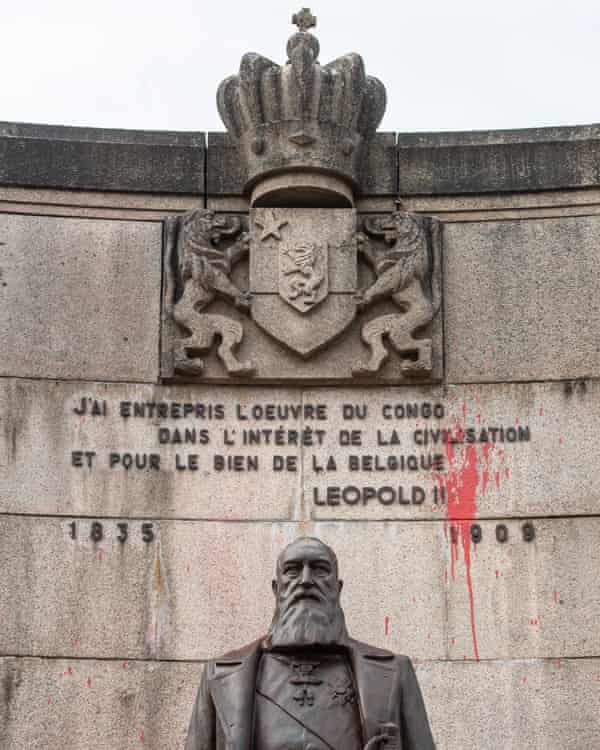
[292,8,317,33]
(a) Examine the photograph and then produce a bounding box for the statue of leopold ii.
[185,537,435,750]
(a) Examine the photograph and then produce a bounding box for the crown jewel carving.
[217,8,387,193]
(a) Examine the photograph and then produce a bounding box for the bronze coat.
[185,637,435,750]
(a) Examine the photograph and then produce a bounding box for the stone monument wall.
[1,121,600,748]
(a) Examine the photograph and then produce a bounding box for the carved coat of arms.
[249,208,357,357]
[163,204,441,380]
[161,10,443,382]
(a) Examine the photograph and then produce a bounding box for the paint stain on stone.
[153,557,163,594]
[433,402,512,662]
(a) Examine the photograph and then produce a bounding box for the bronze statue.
[186,537,435,749]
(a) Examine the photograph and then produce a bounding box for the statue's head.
[265,537,349,649]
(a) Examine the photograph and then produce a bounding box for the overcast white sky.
[2,0,600,134]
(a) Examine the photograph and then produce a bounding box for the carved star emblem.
[254,211,288,242]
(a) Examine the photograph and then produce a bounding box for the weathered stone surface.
[398,124,600,194]
[421,658,600,750]
[0,657,197,750]
[249,209,357,292]
[444,216,600,382]
[250,295,358,357]
[0,214,161,382]
[162,205,443,382]
[3,121,600,198]
[3,380,598,521]
[446,517,600,661]
[207,132,397,197]
[2,657,599,750]
[164,296,443,382]
[216,17,387,195]
[248,208,358,357]
[0,380,302,520]
[0,121,205,194]
[306,381,600,520]
[0,518,446,660]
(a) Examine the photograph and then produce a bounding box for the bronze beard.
[265,590,349,649]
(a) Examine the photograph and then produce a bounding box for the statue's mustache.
[286,590,325,607]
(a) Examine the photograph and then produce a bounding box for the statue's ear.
[272,579,278,596]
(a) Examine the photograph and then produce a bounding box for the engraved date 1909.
[67,520,155,543]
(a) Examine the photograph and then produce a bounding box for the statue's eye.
[284,565,300,577]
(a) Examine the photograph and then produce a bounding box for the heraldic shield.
[249,208,358,357]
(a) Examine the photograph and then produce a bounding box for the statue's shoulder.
[208,636,265,665]
[348,637,411,666]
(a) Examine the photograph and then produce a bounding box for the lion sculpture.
[167,209,255,376]
[353,208,441,377]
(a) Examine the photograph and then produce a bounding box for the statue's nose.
[300,564,314,585]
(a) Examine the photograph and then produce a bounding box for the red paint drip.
[435,434,481,660]
[553,590,558,604]
[434,407,506,661]
[432,403,515,662]
[139,729,145,743]
[384,616,390,636]
[87,677,92,688]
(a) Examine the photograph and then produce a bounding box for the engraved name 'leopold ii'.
[186,537,435,750]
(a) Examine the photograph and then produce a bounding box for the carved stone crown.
[217,8,387,199]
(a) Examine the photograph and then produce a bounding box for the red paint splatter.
[47,696,52,705]
[434,433,482,660]
[559,437,564,445]
[139,729,145,743]
[522,676,527,684]
[553,590,558,604]
[431,403,515,662]
[529,617,540,626]
[384,616,390,636]
[97,549,104,562]
[539,408,544,416]
[556,660,561,668]
[122,661,128,670]
[433,406,513,661]
[495,570,501,579]
[86,677,92,688]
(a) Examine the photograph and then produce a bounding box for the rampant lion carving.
[353,207,442,377]
[166,209,255,376]
[282,243,325,306]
